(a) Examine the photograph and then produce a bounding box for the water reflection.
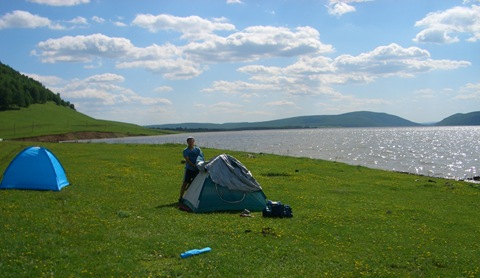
[79,126,480,181]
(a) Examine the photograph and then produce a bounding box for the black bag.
[263,200,293,218]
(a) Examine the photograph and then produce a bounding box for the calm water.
[81,126,480,181]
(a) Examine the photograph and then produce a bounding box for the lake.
[79,126,480,182]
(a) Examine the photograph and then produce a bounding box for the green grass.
[0,102,172,139]
[1,141,480,277]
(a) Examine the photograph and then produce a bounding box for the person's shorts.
[184,168,199,184]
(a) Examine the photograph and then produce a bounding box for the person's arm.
[185,155,197,168]
[197,148,205,163]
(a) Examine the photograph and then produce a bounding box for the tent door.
[214,183,246,203]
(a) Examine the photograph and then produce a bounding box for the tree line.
[0,61,75,110]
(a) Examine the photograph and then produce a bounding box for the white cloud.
[131,13,334,65]
[132,13,235,41]
[68,16,88,25]
[84,73,125,83]
[23,73,64,86]
[227,0,243,4]
[210,101,243,109]
[116,57,204,80]
[326,0,370,16]
[24,73,172,119]
[91,16,105,24]
[414,5,480,43]
[34,33,135,63]
[0,10,52,29]
[237,56,335,85]
[414,88,437,99]
[33,23,333,79]
[455,82,480,99]
[333,43,470,78]
[327,1,355,16]
[113,21,128,27]
[201,43,471,106]
[42,73,173,123]
[33,34,204,79]
[27,0,90,6]
[154,86,174,93]
[266,100,296,107]
[190,100,276,123]
[185,26,334,63]
[233,43,470,96]
[201,80,280,94]
[0,10,91,30]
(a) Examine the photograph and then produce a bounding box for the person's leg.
[180,169,195,201]
[179,181,188,201]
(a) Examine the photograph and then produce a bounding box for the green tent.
[181,154,267,213]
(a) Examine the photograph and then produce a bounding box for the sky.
[0,0,479,125]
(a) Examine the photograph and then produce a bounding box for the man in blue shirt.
[180,136,204,202]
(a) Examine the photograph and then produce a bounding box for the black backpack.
[262,200,293,218]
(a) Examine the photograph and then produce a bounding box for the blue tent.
[0,146,69,191]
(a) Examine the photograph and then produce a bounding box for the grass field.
[0,102,171,140]
[1,141,480,277]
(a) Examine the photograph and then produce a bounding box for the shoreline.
[12,131,144,143]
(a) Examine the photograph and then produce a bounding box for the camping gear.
[180,247,212,258]
[262,200,293,218]
[240,209,253,217]
[181,154,267,213]
[0,146,69,191]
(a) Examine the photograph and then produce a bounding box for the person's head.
[186,136,195,147]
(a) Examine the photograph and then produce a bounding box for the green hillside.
[0,102,173,141]
[0,61,73,110]
[435,111,480,126]
[150,111,421,131]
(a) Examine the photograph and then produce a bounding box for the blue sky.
[1,0,479,125]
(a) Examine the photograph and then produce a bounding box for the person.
[179,136,204,202]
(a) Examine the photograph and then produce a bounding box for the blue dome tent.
[0,146,69,191]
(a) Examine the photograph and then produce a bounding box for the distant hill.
[149,111,422,131]
[435,111,480,126]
